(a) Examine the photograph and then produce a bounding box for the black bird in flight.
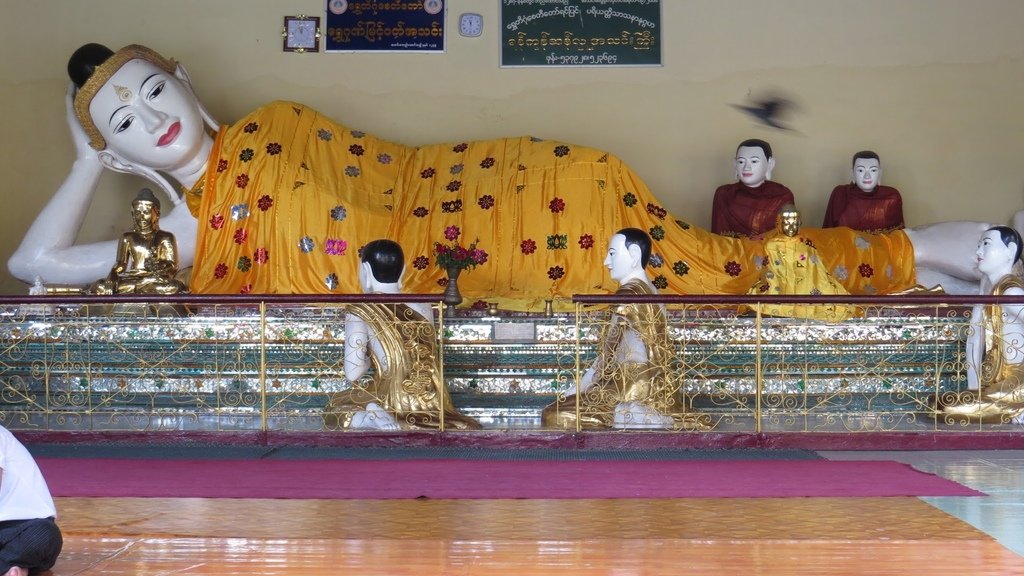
[731,95,797,131]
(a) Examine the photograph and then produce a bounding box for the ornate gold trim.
[73,44,177,151]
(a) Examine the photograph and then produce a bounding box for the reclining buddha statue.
[6,43,1011,309]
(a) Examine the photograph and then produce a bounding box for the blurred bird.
[731,94,798,131]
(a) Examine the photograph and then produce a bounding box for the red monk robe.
[822,184,905,233]
[710,181,795,238]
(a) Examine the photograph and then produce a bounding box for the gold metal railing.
[0,293,1018,434]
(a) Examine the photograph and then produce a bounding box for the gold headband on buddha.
[73,45,178,151]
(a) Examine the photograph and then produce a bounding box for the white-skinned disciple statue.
[5,43,1016,308]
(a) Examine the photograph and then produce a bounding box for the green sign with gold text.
[501,0,661,67]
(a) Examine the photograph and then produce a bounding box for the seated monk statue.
[822,150,905,232]
[89,188,186,295]
[323,239,481,430]
[938,226,1024,424]
[711,139,795,239]
[6,42,1011,307]
[541,228,710,430]
[749,204,855,322]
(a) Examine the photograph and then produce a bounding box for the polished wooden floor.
[50,493,1024,575]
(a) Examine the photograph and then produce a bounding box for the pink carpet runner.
[38,458,982,499]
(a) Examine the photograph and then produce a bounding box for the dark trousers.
[0,518,62,575]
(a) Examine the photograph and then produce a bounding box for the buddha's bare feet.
[612,401,674,430]
[350,402,400,430]
[5,566,29,576]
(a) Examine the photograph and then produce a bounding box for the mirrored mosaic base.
[0,302,1008,433]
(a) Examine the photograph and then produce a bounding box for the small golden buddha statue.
[89,188,186,295]
[748,204,855,322]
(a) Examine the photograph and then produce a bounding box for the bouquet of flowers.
[434,226,488,271]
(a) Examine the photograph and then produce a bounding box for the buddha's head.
[977,226,1023,278]
[605,227,651,283]
[735,139,774,187]
[130,188,161,233]
[360,239,405,290]
[851,150,881,193]
[68,43,208,172]
[778,203,801,237]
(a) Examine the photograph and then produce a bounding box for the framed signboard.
[325,0,445,53]
[501,0,661,67]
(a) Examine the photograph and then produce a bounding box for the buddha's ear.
[359,260,376,291]
[626,243,643,268]
[174,63,195,89]
[175,63,219,131]
[765,156,776,180]
[98,150,133,174]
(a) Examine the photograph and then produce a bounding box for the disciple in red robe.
[821,184,905,232]
[710,181,795,238]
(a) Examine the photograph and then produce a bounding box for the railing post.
[575,301,582,434]
[755,302,763,434]
[437,301,446,431]
[259,301,268,432]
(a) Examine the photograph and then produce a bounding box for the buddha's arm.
[156,206,197,272]
[576,315,625,394]
[149,234,180,273]
[7,85,117,286]
[1001,289,1024,365]
[344,313,372,382]
[109,236,134,277]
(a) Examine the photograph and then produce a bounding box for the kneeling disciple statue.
[324,239,482,430]
[542,228,711,430]
[89,188,187,295]
[939,226,1024,424]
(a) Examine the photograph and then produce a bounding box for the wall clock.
[283,15,320,53]
[459,13,483,37]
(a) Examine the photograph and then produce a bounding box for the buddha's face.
[604,234,637,283]
[131,200,158,233]
[853,158,881,192]
[735,146,772,187]
[976,230,1014,277]
[88,58,206,171]
[780,209,801,237]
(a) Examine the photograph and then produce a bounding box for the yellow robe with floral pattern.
[748,234,858,322]
[187,101,915,308]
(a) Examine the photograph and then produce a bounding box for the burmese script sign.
[325,0,445,53]
[501,0,661,67]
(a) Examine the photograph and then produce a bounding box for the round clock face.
[459,13,483,37]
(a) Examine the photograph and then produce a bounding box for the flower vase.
[443,266,463,308]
